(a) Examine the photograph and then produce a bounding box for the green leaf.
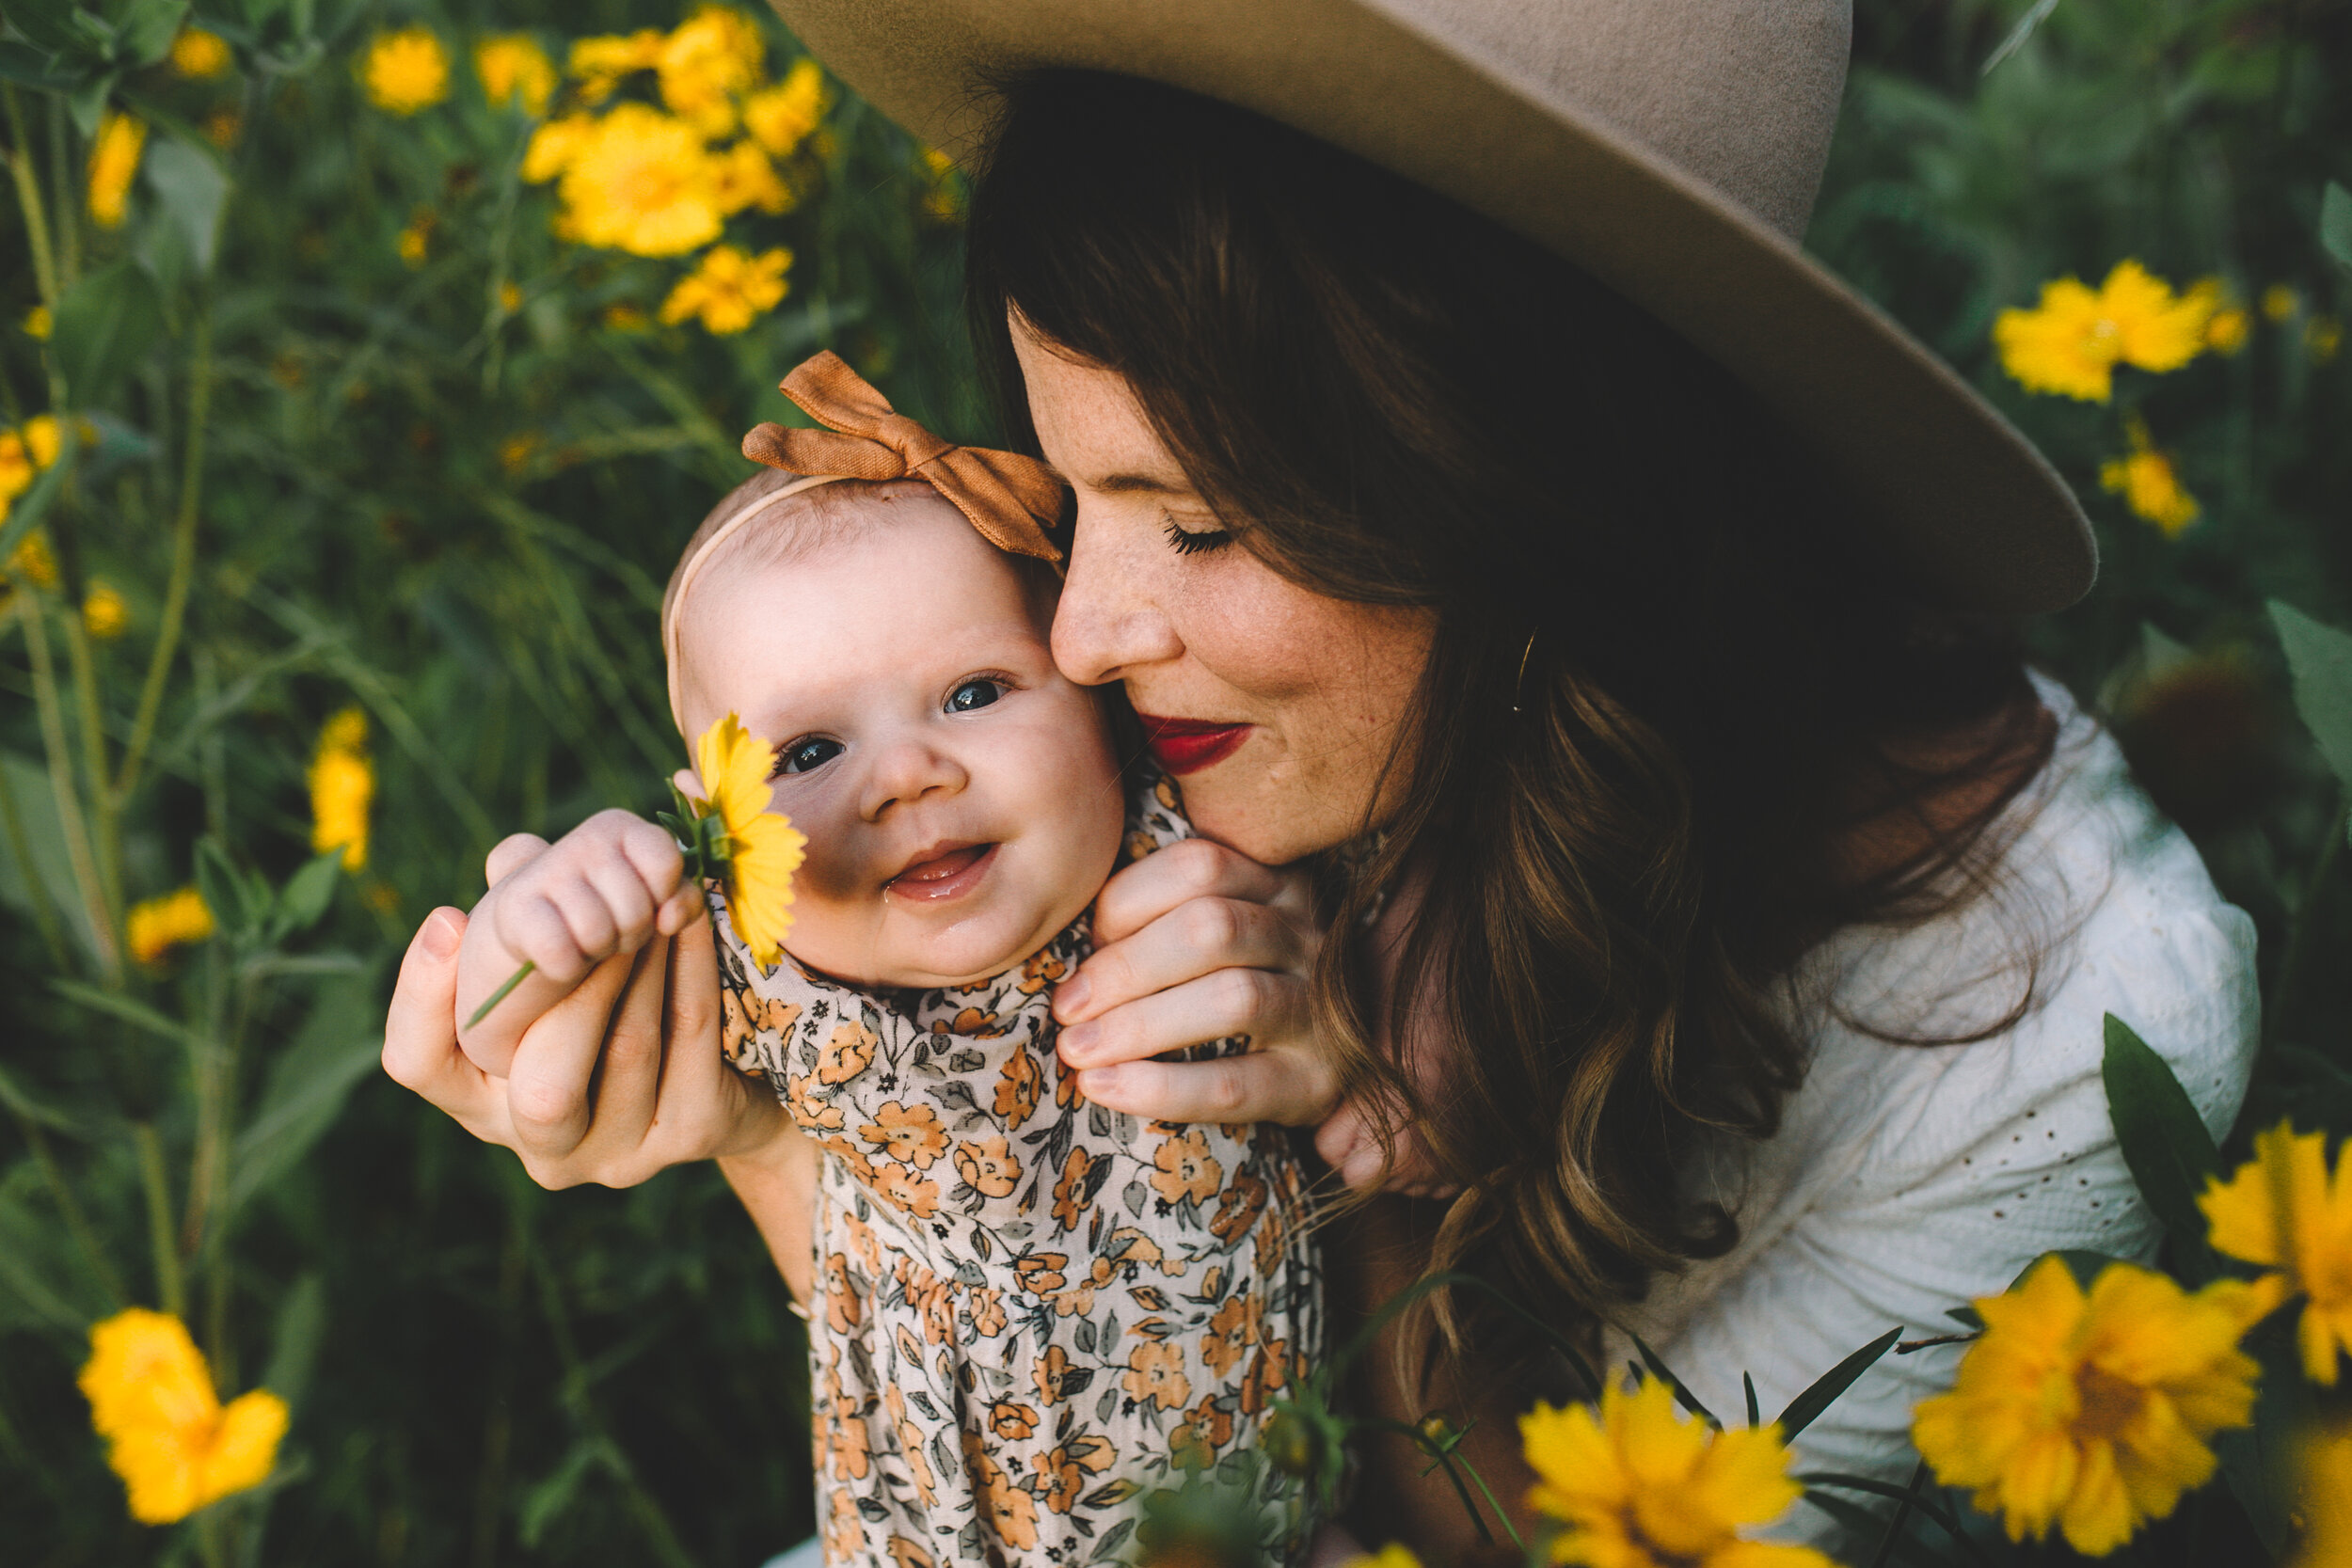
[1798,1472,1985,1564]
[266,849,344,944]
[2323,182,2352,274]
[261,1272,326,1411]
[1630,1334,1719,1427]
[194,835,260,940]
[141,135,229,274]
[2100,1013,2220,1278]
[50,977,210,1052]
[1774,1325,1902,1441]
[2269,600,2352,803]
[227,970,386,1216]
[1797,1488,1967,1568]
[4,0,93,56]
[115,0,187,66]
[0,748,103,965]
[65,66,118,135]
[50,257,165,408]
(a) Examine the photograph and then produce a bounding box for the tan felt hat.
[766,0,2096,613]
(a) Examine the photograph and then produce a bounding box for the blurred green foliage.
[0,0,2346,1564]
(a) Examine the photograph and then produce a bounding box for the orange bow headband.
[661,352,1066,735]
[743,350,1065,563]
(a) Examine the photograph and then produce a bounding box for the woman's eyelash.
[1162,514,1233,556]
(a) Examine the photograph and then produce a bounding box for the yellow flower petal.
[692,714,804,966]
[362,27,451,116]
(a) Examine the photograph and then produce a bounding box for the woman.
[384,2,2258,1556]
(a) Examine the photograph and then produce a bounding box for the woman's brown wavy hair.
[965,73,2054,1338]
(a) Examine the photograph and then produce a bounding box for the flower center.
[2074,1362,2148,1442]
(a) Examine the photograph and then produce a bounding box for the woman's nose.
[1050,503,1185,687]
[857,736,970,820]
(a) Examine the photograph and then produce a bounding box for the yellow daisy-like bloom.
[8,531,57,588]
[745,58,825,157]
[84,580,126,640]
[658,7,765,138]
[86,112,146,230]
[2263,284,2299,323]
[660,245,791,334]
[556,103,725,256]
[24,305,50,341]
[363,27,451,116]
[712,139,792,216]
[692,713,805,966]
[2099,416,2199,537]
[0,432,32,501]
[396,210,434,268]
[2310,316,2343,365]
[2201,1120,2352,1386]
[24,414,62,470]
[80,1309,288,1525]
[1343,1548,1424,1568]
[129,886,215,966]
[1520,1375,1831,1568]
[170,27,232,79]
[474,34,556,119]
[520,113,597,184]
[2298,1421,2352,1568]
[568,29,663,103]
[1994,260,2214,403]
[310,705,373,872]
[1912,1257,2273,1557]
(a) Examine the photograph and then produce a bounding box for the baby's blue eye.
[777,737,843,775]
[946,678,1006,713]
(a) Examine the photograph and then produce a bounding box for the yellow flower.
[129,886,215,965]
[310,705,373,871]
[601,302,649,332]
[2205,306,2250,355]
[1520,1375,1830,1568]
[498,432,540,472]
[2309,316,2343,365]
[8,531,57,588]
[498,281,523,313]
[744,58,824,157]
[1913,1257,2272,1557]
[397,211,434,268]
[691,713,805,966]
[170,27,231,79]
[657,7,765,138]
[2201,1120,2352,1386]
[86,113,146,230]
[23,305,49,340]
[567,29,662,104]
[24,414,61,469]
[2263,284,2300,323]
[83,580,126,640]
[79,1309,288,1525]
[660,245,791,335]
[474,34,556,119]
[2298,1421,2352,1568]
[363,28,451,116]
[0,432,32,501]
[1343,1548,1423,1568]
[520,113,597,184]
[2099,415,2199,537]
[1994,260,2215,403]
[712,139,792,216]
[554,103,724,256]
[204,109,242,150]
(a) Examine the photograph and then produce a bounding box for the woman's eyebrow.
[1089,471,1194,498]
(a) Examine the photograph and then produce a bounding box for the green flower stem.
[7,1102,126,1309]
[466,960,536,1030]
[59,590,125,947]
[135,1119,184,1318]
[44,95,74,291]
[2266,789,2346,1045]
[0,87,57,308]
[13,595,119,980]
[0,743,71,968]
[117,309,214,801]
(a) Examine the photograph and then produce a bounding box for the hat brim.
[770,0,2096,614]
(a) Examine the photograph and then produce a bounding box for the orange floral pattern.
[714,771,1321,1564]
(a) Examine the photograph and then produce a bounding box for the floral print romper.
[715,771,1324,1567]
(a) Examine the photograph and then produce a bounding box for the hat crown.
[1367,0,1851,239]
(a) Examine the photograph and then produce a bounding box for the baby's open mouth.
[885,842,999,903]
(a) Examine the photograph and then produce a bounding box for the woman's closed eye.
[1161,510,1233,556]
[946,675,1011,713]
[774,736,844,776]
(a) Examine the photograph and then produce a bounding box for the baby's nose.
[858,736,969,819]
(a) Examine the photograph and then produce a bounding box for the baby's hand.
[453,810,702,1077]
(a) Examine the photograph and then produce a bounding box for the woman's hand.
[1053,838,1453,1195]
[381,836,789,1190]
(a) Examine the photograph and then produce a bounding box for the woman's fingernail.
[1058,1022,1097,1061]
[421,907,464,958]
[1057,975,1090,1018]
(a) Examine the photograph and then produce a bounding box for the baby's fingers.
[485,832,549,888]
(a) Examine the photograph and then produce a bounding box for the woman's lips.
[886,843,998,903]
[1136,714,1251,775]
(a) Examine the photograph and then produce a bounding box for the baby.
[453,355,1322,1567]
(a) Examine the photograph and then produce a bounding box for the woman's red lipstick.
[1136,714,1250,775]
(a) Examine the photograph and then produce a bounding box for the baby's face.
[676,495,1124,989]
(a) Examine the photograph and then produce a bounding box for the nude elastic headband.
[662,352,1067,736]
